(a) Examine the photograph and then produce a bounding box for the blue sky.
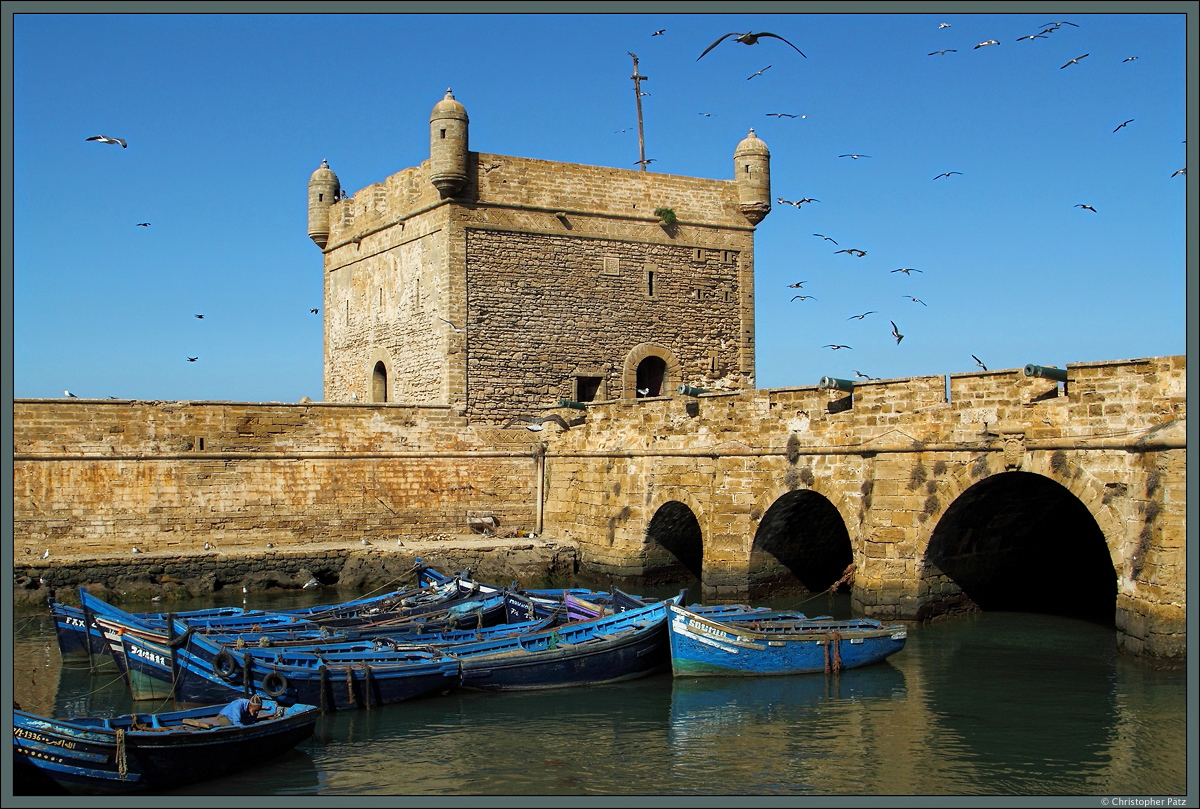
[9,7,1193,402]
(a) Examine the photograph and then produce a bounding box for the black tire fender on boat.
[262,669,288,698]
[213,648,240,681]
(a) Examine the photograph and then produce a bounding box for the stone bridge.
[539,356,1187,660]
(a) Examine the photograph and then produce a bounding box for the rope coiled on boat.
[115,728,128,779]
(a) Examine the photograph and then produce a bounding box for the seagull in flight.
[652,29,666,36]
[1041,21,1079,28]
[813,233,838,244]
[933,171,963,180]
[824,344,852,350]
[747,65,772,80]
[777,197,795,206]
[853,369,877,380]
[847,311,876,320]
[1060,53,1089,68]
[1123,56,1139,62]
[503,413,585,432]
[1016,34,1048,42]
[698,112,713,117]
[835,248,867,257]
[86,134,126,148]
[698,31,806,60]
[839,154,871,159]
[438,317,463,333]
[972,354,988,371]
[903,296,928,306]
[938,22,951,29]
[195,314,204,319]
[635,158,656,166]
[766,112,800,118]
[1171,168,1186,177]
[891,267,922,275]
[787,281,807,288]
[64,390,77,398]
[795,197,819,206]
[187,356,198,362]
[1075,203,1097,212]
[310,308,319,314]
[791,295,816,301]
[1113,119,1134,132]
[928,50,957,56]
[974,40,1000,49]
[890,321,904,344]
[136,222,150,227]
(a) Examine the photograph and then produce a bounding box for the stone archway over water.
[643,500,703,584]
[750,489,853,598]
[923,471,1116,624]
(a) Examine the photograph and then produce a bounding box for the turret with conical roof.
[307,159,341,248]
[733,129,771,225]
[430,88,469,198]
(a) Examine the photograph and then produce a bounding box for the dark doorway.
[636,356,666,397]
[644,501,703,583]
[372,362,388,403]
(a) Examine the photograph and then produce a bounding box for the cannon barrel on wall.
[1024,364,1068,382]
[819,376,855,392]
[678,385,710,397]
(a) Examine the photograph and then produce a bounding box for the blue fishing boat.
[12,701,317,795]
[666,604,908,677]
[449,590,687,691]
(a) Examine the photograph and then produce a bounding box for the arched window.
[372,361,388,403]
[636,356,667,398]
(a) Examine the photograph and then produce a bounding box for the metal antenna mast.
[629,52,648,171]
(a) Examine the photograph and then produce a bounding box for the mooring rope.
[824,631,843,675]
[115,727,128,779]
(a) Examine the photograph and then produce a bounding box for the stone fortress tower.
[309,89,772,423]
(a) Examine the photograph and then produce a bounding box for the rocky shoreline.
[12,535,582,608]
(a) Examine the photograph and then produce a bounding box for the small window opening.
[440,129,447,139]
[372,361,388,403]
[647,270,656,297]
[318,193,324,202]
[577,376,602,403]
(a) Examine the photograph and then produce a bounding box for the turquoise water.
[11,586,1189,797]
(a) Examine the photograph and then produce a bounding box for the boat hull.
[667,605,908,677]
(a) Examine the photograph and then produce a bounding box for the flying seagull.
[1060,53,1089,68]
[1016,34,1048,42]
[795,197,819,205]
[86,135,127,148]
[195,314,204,319]
[136,222,150,227]
[813,233,838,244]
[891,267,922,275]
[933,171,963,180]
[1123,56,1139,62]
[64,390,77,397]
[437,317,463,333]
[903,296,928,306]
[187,356,198,362]
[853,370,877,380]
[974,40,1000,49]
[310,308,319,314]
[938,22,951,29]
[1113,119,1134,132]
[787,281,807,288]
[928,50,957,56]
[502,413,585,431]
[1075,204,1097,212]
[791,295,816,301]
[1171,168,1186,177]
[766,112,800,118]
[890,321,904,344]
[634,158,656,166]
[839,154,871,159]
[835,248,867,257]
[848,311,876,320]
[747,65,772,80]
[652,29,666,36]
[1040,21,1079,28]
[777,197,794,206]
[824,344,852,350]
[698,112,713,117]
[972,354,988,371]
[697,31,806,60]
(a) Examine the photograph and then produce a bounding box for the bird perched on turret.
[698,31,806,60]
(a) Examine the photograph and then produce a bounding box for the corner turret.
[733,129,771,225]
[429,88,469,198]
[307,159,341,248]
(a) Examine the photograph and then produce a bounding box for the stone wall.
[12,400,541,559]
